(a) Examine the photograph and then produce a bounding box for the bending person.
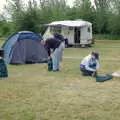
[45,33,65,72]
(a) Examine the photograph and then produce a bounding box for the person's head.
[53,33,65,42]
[91,52,99,60]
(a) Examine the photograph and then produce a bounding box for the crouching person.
[0,49,8,79]
[80,52,99,77]
[45,33,65,72]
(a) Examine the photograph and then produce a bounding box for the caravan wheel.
[80,44,92,48]
[80,44,86,48]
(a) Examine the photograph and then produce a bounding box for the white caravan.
[43,20,94,47]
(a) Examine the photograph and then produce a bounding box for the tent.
[43,20,94,47]
[2,31,48,64]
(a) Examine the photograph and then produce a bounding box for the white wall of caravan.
[61,27,74,45]
[89,27,92,39]
[80,26,92,44]
[43,25,92,45]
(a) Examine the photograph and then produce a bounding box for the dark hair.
[92,52,99,59]
[53,33,65,41]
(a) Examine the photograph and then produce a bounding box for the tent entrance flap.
[74,27,80,44]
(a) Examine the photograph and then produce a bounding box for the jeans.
[52,42,64,71]
[80,64,97,77]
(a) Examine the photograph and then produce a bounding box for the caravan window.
[69,27,73,30]
[50,27,61,33]
[88,27,90,32]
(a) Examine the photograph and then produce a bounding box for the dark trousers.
[80,64,97,77]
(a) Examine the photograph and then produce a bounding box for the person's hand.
[95,69,99,72]
[48,56,51,60]
[41,41,45,45]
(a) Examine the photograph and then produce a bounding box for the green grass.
[0,40,120,120]
[94,34,120,40]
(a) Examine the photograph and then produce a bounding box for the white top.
[81,55,99,72]
[44,20,92,27]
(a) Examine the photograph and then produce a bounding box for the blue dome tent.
[2,31,48,64]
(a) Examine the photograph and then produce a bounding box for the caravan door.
[74,27,81,44]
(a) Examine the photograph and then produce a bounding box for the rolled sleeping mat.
[112,72,120,77]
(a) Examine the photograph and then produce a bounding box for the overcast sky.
[0,0,6,10]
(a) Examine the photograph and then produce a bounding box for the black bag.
[96,74,113,82]
[0,59,8,78]
[0,49,4,57]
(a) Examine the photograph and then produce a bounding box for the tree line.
[0,0,120,38]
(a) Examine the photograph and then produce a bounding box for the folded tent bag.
[96,74,113,82]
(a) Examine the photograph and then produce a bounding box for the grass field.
[0,40,120,120]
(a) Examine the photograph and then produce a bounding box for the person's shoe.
[53,69,59,72]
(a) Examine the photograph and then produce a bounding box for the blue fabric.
[80,64,85,71]
[3,34,19,63]
[88,60,97,69]
[80,60,97,71]
[96,74,113,82]
[19,33,42,41]
[2,31,43,64]
[52,48,60,70]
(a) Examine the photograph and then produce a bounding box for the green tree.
[107,0,120,34]
[72,0,95,23]
[0,20,12,37]
[5,0,41,33]
[93,0,109,33]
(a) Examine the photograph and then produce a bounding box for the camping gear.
[112,71,120,77]
[0,49,4,58]
[0,59,8,78]
[96,74,113,82]
[89,61,97,69]
[2,31,48,64]
[0,49,8,78]
[47,58,53,71]
[43,20,93,47]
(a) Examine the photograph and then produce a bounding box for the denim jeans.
[80,64,96,77]
[52,42,65,71]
